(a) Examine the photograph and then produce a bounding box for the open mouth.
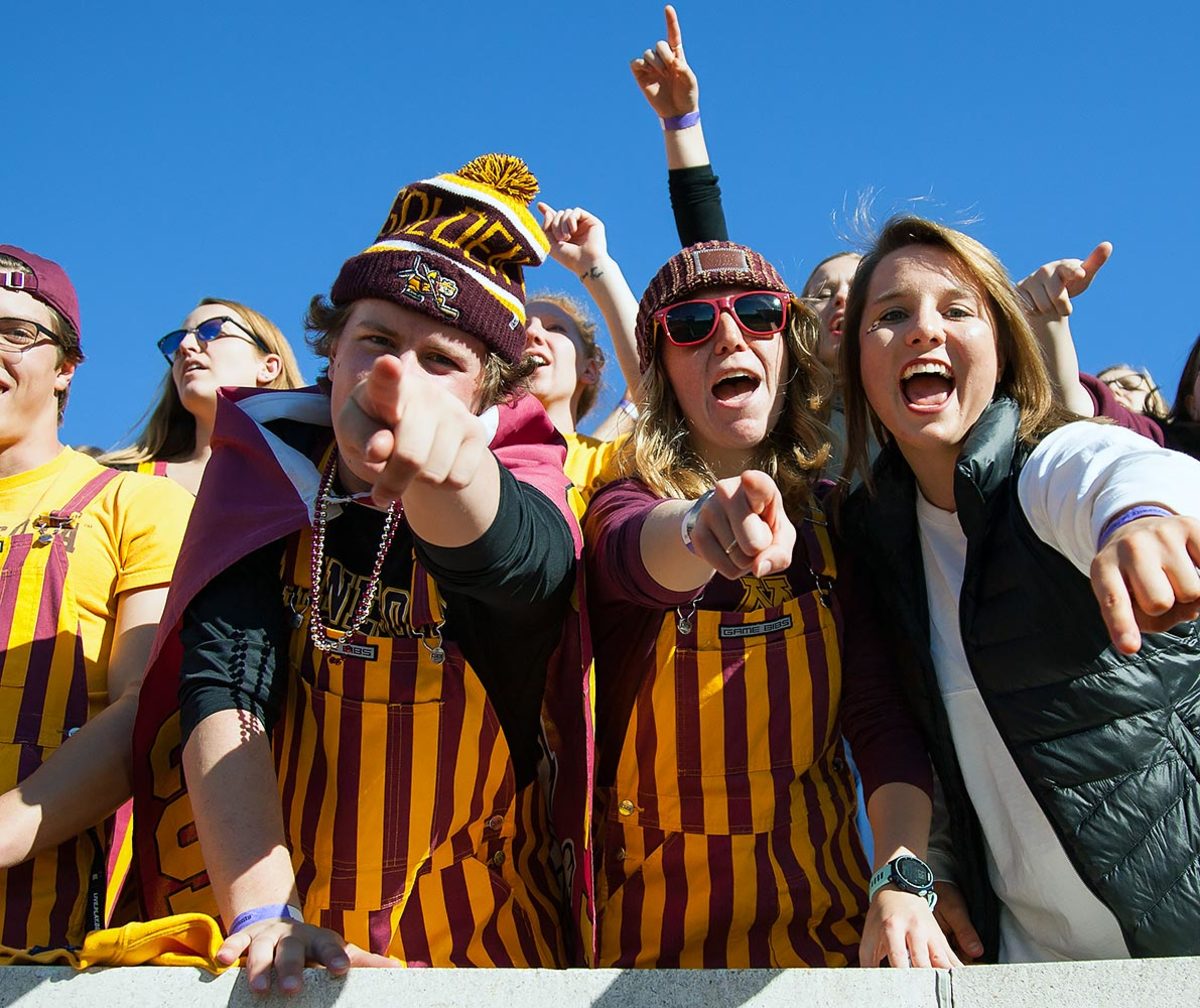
[529,353,550,368]
[901,360,954,408]
[829,313,844,337]
[711,371,761,405]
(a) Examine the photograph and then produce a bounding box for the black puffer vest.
[844,398,1200,959]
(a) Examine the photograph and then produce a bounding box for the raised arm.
[631,5,729,244]
[1016,242,1112,417]
[538,201,641,405]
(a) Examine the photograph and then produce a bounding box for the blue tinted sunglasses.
[157,316,269,364]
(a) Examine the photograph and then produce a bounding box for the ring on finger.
[723,539,739,555]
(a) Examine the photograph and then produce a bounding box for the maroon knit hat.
[0,244,81,341]
[330,154,550,363]
[635,241,793,372]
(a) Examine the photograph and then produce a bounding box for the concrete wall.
[2,958,1198,1008]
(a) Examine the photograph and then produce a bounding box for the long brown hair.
[838,216,1078,492]
[1168,335,1200,423]
[616,298,834,518]
[101,298,305,465]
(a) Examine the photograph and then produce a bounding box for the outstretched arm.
[538,202,641,406]
[1016,242,1112,417]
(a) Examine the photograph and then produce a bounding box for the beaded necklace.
[308,451,400,653]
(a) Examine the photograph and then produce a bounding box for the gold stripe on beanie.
[330,153,546,363]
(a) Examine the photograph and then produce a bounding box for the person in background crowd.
[838,215,1200,963]
[100,299,305,494]
[0,246,192,952]
[586,239,951,969]
[130,155,592,992]
[1156,333,1200,458]
[528,204,641,501]
[1096,364,1169,419]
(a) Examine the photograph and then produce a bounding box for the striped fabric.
[595,519,869,967]
[0,469,119,949]
[131,387,593,960]
[270,534,563,964]
[135,460,170,477]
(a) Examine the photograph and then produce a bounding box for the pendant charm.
[677,616,692,635]
[37,529,54,545]
[291,610,304,629]
[429,645,446,665]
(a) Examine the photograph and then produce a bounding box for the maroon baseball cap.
[0,245,81,341]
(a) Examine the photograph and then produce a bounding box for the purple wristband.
[661,109,700,131]
[229,903,304,934]
[1097,505,1173,549]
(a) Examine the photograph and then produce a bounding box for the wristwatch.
[868,854,937,909]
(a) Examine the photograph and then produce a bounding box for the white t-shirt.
[918,421,1200,963]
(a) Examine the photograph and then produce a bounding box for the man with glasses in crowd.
[0,245,192,952]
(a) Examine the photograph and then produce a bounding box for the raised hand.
[1017,242,1113,320]
[630,5,699,118]
[1091,513,1200,654]
[336,354,491,507]
[685,470,796,580]
[537,202,610,277]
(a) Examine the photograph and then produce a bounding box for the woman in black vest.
[837,215,1200,963]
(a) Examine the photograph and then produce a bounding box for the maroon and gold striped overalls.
[268,528,566,964]
[595,516,869,967]
[0,468,119,949]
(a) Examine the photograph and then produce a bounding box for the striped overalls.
[272,529,566,964]
[595,517,869,967]
[0,469,119,949]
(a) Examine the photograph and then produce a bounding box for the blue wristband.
[661,109,700,131]
[229,903,304,934]
[1097,505,1173,549]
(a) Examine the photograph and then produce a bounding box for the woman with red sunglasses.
[101,299,305,493]
[584,240,953,968]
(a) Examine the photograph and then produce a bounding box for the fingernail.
[330,956,349,970]
[281,977,300,993]
[251,977,269,992]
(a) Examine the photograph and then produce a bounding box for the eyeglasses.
[1101,372,1158,396]
[654,291,790,348]
[0,317,59,354]
[157,316,269,364]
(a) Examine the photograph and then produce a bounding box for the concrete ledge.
[1,958,1197,1008]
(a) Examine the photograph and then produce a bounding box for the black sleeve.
[668,163,729,246]
[415,462,575,611]
[178,539,291,744]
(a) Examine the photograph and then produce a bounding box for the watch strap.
[868,857,937,910]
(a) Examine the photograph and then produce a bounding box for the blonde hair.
[526,292,605,420]
[616,299,834,517]
[101,298,305,465]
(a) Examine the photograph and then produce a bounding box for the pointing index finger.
[664,4,684,54]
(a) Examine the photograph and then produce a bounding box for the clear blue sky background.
[7,1,1198,449]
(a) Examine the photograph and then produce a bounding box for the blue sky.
[7,1,1198,448]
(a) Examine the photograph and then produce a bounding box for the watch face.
[895,856,934,891]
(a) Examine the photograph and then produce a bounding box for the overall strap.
[409,557,445,627]
[47,467,121,521]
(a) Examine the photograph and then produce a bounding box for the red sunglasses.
[654,290,790,348]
